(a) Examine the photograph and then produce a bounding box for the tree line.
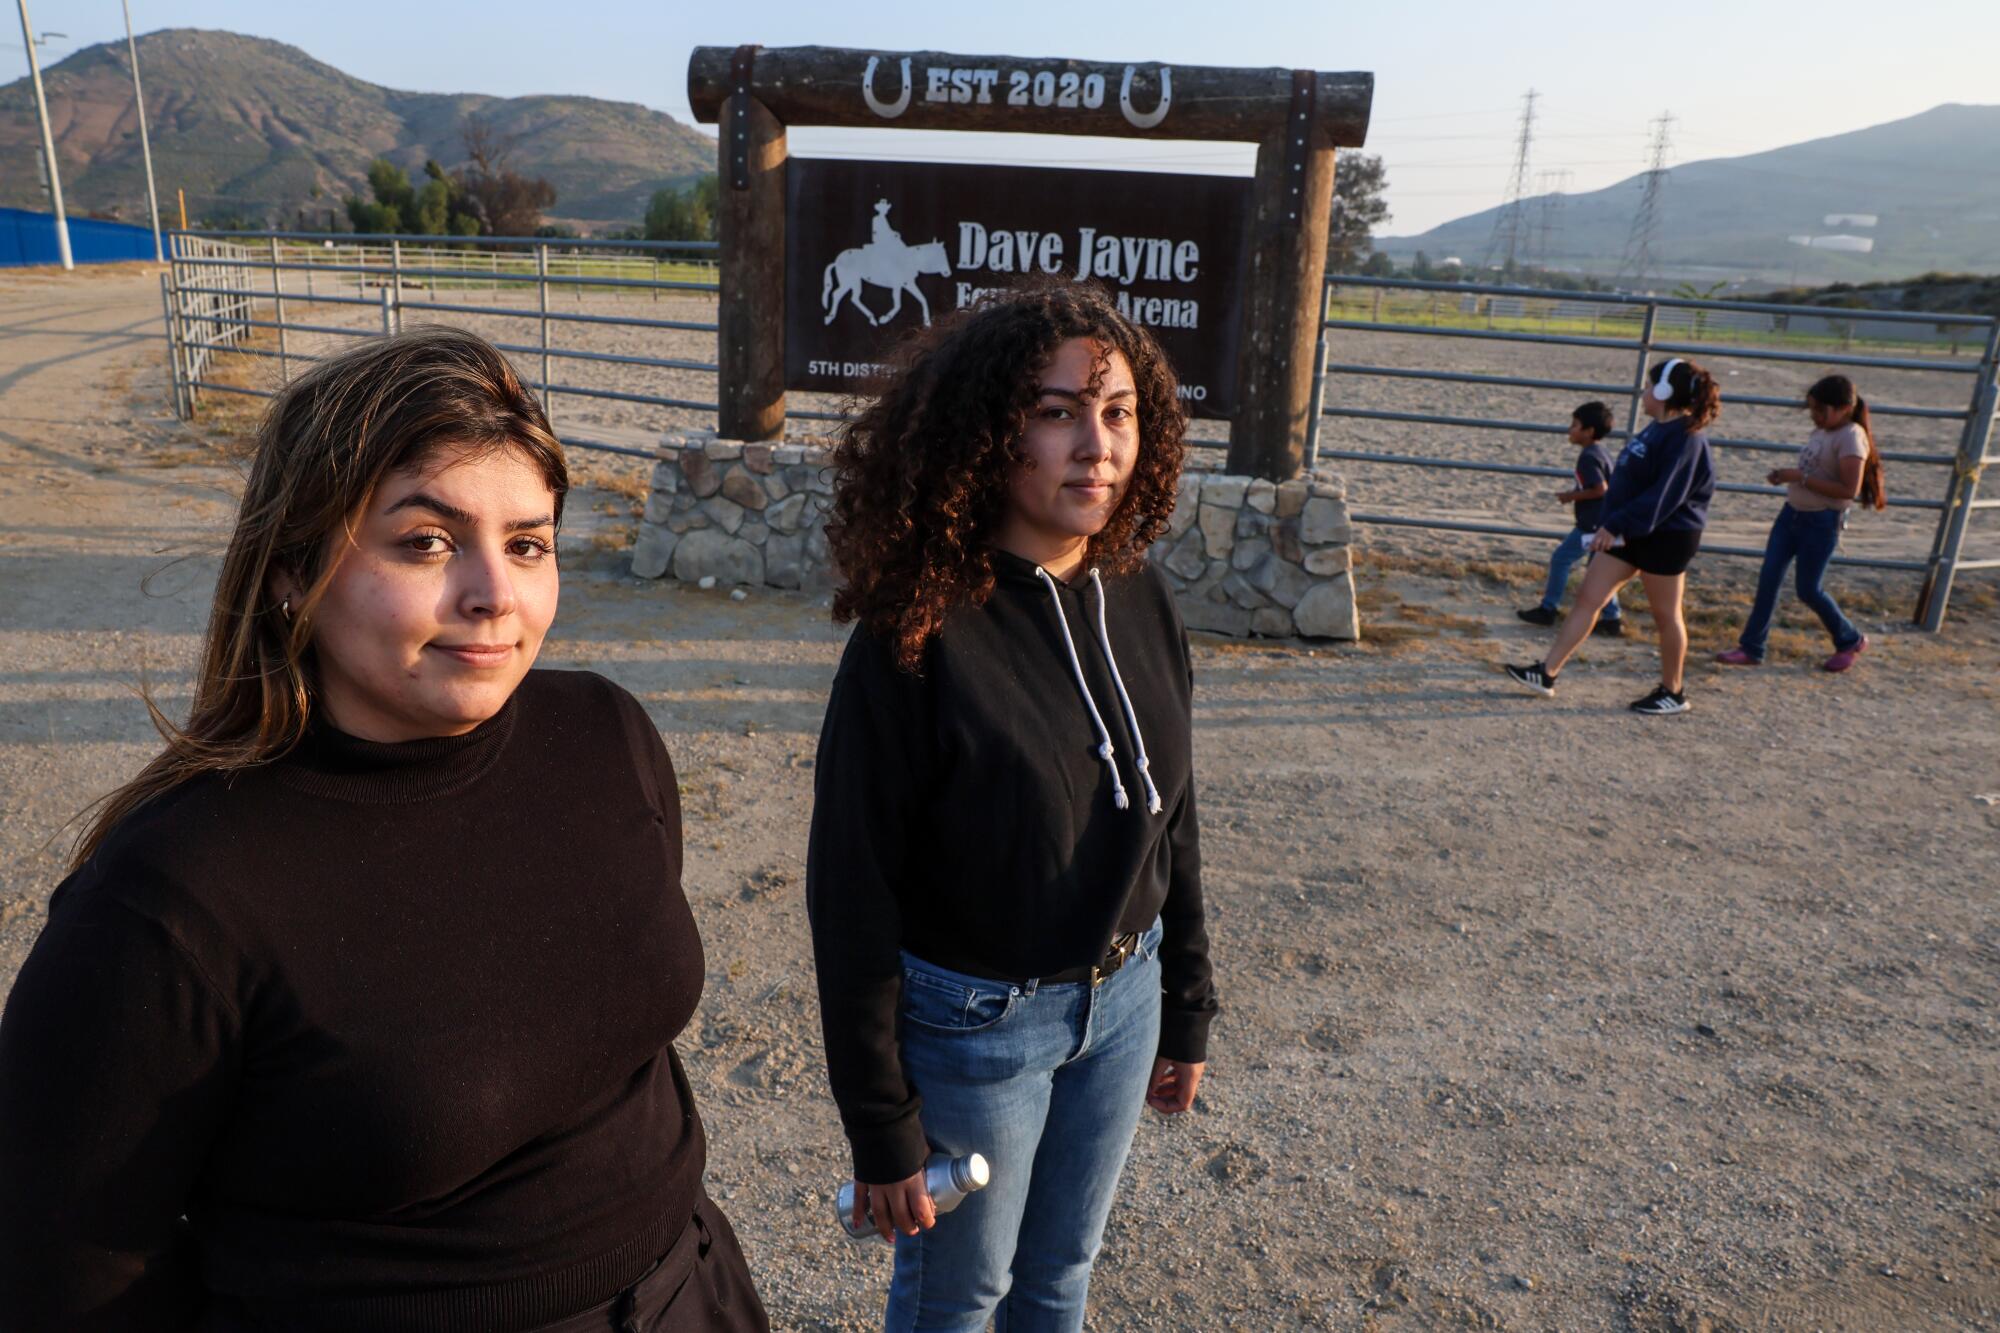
[344,121,561,238]
[334,144,1399,263]
[637,155,1394,263]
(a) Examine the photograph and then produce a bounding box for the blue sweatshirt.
[1598,417,1715,540]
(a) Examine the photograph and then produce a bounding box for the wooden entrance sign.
[686,45,1373,480]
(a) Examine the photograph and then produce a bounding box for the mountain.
[1374,104,2000,287]
[0,29,716,229]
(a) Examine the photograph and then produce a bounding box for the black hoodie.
[806,550,1217,1183]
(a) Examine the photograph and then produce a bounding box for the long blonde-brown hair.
[70,326,566,869]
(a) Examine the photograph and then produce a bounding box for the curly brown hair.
[827,280,1189,672]
[1650,356,1723,431]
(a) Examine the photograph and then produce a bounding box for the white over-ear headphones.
[1651,358,1685,401]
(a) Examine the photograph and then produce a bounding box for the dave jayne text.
[953,222,1206,329]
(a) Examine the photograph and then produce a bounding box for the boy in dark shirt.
[1518,401,1623,634]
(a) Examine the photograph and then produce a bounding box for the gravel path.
[4,269,1997,1331]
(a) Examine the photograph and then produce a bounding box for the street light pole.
[15,0,71,270]
[121,0,163,263]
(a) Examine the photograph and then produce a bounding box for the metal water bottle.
[835,1151,991,1240]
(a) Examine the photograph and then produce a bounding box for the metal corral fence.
[1312,276,2000,629]
[158,231,2000,627]
[161,228,721,458]
[164,236,258,402]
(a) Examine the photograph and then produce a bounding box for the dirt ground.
[3,267,1997,1331]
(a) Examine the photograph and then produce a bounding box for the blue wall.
[1,207,157,266]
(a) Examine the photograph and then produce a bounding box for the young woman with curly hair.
[806,281,1218,1332]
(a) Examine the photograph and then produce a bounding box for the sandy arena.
[2,267,1996,1331]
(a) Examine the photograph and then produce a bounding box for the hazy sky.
[9,0,1996,234]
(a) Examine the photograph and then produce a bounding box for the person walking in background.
[1716,374,1884,673]
[1503,357,1720,715]
[1517,400,1624,635]
[807,282,1217,1333]
[0,330,766,1332]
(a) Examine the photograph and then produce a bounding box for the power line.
[1617,111,1675,288]
[1480,89,1536,274]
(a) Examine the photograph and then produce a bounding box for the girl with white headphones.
[1505,357,1720,715]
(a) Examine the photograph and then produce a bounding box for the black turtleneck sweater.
[807,553,1217,1184]
[0,671,707,1333]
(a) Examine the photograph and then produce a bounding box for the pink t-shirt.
[1789,423,1869,512]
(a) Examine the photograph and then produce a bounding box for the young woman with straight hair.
[1505,356,1720,715]
[1716,373,1883,672]
[807,281,1217,1332]
[0,328,766,1332]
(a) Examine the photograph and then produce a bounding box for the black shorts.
[1614,528,1702,576]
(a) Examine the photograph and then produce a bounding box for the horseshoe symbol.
[862,56,912,120]
[1119,65,1172,129]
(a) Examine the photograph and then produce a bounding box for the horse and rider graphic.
[822,200,953,327]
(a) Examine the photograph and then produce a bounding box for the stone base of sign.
[631,433,1359,642]
[630,433,837,592]
[1147,468,1358,640]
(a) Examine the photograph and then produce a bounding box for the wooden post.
[717,88,787,441]
[1227,97,1337,480]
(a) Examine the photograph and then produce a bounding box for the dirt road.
[3,269,1996,1331]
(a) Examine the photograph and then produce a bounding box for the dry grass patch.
[185,337,283,450]
[1392,603,1490,637]
[584,463,651,503]
[1355,547,1547,590]
[584,522,638,554]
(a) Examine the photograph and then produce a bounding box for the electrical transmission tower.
[1532,169,1572,271]
[1481,89,1538,275]
[1617,112,1675,289]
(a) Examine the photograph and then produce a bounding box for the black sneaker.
[1504,662,1557,697]
[1629,684,1690,715]
[1592,617,1626,637]
[1515,605,1558,627]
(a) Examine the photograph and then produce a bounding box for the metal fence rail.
[161,235,257,418]
[157,232,1998,628]
[161,228,721,440]
[1310,275,2000,628]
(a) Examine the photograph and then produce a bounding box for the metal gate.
[160,228,720,459]
[1305,276,2000,629]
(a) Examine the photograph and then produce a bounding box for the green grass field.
[1322,294,1985,359]
[272,243,717,295]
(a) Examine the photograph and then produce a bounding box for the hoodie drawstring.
[1087,569,1164,815]
[1033,566,1161,816]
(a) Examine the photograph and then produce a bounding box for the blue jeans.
[1738,505,1862,659]
[885,920,1165,1333]
[1541,527,1621,619]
